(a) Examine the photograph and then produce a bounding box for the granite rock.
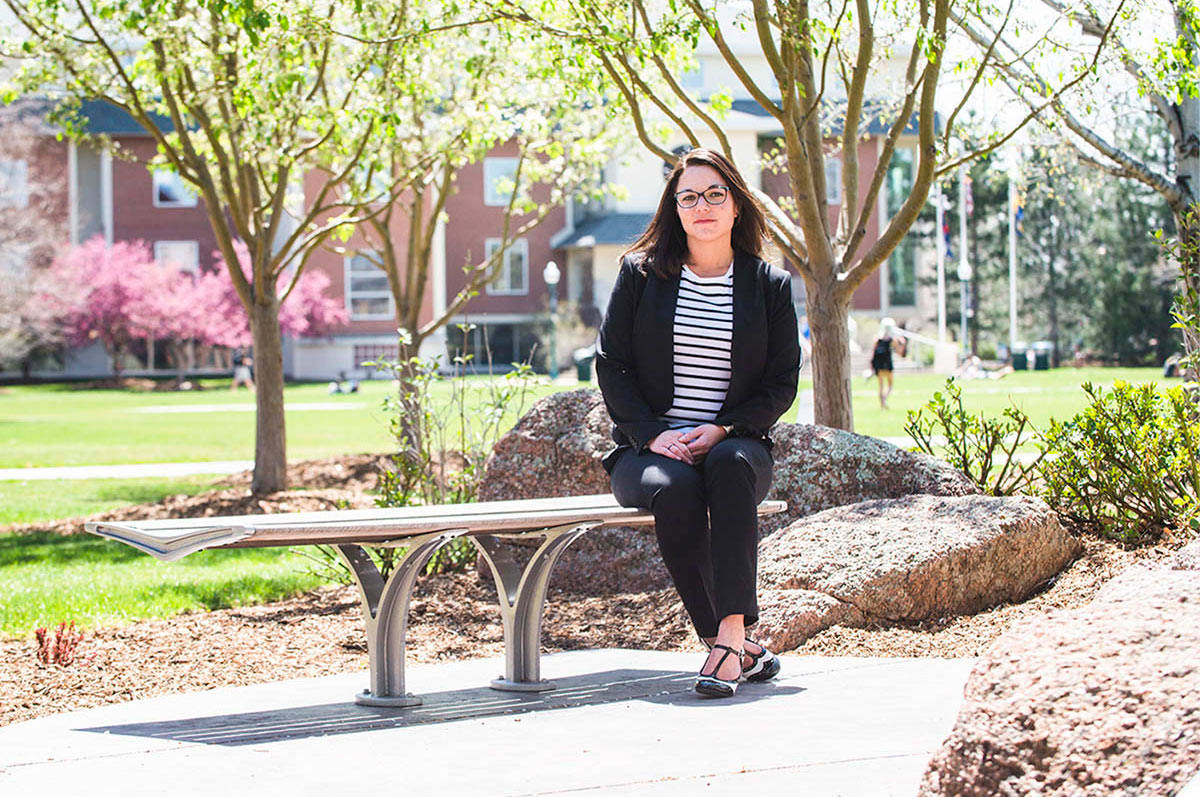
[763,423,979,536]
[754,494,1079,650]
[921,565,1200,796]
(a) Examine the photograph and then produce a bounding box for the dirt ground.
[1,455,1189,728]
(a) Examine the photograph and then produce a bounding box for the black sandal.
[741,637,781,683]
[695,643,743,697]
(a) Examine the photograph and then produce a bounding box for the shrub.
[1036,380,1200,543]
[905,379,1045,496]
[303,326,538,582]
[35,621,84,667]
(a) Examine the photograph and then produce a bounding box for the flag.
[1014,189,1025,238]
[943,217,954,259]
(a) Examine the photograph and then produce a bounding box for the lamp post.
[543,260,561,380]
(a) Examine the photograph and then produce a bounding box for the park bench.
[86,494,786,707]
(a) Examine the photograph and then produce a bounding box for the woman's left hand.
[679,424,727,459]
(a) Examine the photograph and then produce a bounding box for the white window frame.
[154,240,199,274]
[152,169,198,208]
[344,252,394,320]
[484,238,529,296]
[0,159,29,209]
[483,157,519,207]
[825,155,842,205]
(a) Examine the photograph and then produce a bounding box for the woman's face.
[674,164,737,248]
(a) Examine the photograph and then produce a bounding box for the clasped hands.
[648,424,727,465]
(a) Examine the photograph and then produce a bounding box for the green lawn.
[0,365,1173,639]
[0,476,223,526]
[0,377,562,468]
[0,531,327,637]
[798,366,1174,440]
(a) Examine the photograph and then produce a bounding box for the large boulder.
[762,423,979,535]
[921,561,1200,796]
[479,389,671,593]
[754,494,1079,650]
[478,389,982,596]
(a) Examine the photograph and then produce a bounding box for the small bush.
[1036,380,1200,543]
[35,621,85,667]
[905,379,1045,496]
[305,325,538,583]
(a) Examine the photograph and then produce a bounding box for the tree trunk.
[808,280,854,429]
[250,296,287,494]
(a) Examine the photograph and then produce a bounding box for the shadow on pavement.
[78,669,804,747]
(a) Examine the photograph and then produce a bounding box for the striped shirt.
[662,263,734,429]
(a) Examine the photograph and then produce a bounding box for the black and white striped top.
[662,263,734,429]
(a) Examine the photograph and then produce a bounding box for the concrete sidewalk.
[0,650,972,796]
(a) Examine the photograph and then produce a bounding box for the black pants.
[610,437,773,637]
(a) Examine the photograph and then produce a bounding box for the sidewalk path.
[0,649,973,796]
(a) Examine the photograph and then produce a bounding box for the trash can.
[573,345,596,382]
[1011,342,1029,370]
[1031,340,1053,370]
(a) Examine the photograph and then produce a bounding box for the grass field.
[0,531,326,637]
[0,377,561,468]
[0,366,1175,639]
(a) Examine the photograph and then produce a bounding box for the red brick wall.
[302,168,423,336]
[110,137,221,273]
[759,137,883,311]
[443,140,568,317]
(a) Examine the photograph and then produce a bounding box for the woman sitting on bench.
[595,148,801,698]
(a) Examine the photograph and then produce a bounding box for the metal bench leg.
[336,529,467,707]
[473,521,600,692]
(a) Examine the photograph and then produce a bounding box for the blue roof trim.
[557,212,653,248]
[728,99,937,136]
[76,98,173,135]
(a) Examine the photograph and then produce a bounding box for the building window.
[345,252,393,320]
[484,238,529,295]
[153,170,197,207]
[483,157,519,206]
[887,148,916,307]
[825,155,842,205]
[448,321,541,371]
[353,344,399,370]
[154,240,199,274]
[0,159,29,208]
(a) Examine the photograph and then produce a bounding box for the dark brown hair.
[624,147,767,279]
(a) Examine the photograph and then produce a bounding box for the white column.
[100,149,113,246]
[68,141,79,245]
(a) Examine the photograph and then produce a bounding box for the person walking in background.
[595,148,801,698]
[871,317,900,408]
[231,350,254,392]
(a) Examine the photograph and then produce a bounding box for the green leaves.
[1037,380,1200,543]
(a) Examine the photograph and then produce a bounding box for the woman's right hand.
[648,429,695,464]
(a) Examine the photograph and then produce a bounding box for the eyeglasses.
[674,185,730,209]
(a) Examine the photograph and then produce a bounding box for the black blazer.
[595,249,801,472]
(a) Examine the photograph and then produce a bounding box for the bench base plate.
[355,690,423,708]
[489,678,555,693]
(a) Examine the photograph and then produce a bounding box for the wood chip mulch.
[0,454,1189,728]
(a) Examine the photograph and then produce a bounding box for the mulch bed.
[1,455,1189,727]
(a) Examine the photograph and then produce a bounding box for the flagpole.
[958,165,971,358]
[1008,172,1019,357]
[936,179,946,343]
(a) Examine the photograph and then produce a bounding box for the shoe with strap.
[694,644,743,698]
[741,637,781,683]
